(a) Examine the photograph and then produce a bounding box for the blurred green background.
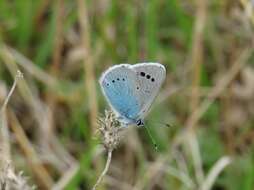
[0,0,254,190]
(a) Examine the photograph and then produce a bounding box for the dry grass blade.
[240,0,254,25]
[77,0,98,131]
[104,175,137,190]
[1,44,75,171]
[164,165,195,189]
[0,70,22,162]
[51,0,64,74]
[7,47,57,88]
[189,0,207,116]
[52,163,79,190]
[9,111,53,189]
[186,131,204,187]
[0,70,34,190]
[200,156,232,190]
[134,156,167,190]
[186,49,252,130]
[0,70,23,114]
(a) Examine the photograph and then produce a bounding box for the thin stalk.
[92,150,112,190]
[77,0,98,132]
[0,70,23,114]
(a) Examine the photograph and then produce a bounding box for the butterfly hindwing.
[99,64,141,124]
[131,63,166,119]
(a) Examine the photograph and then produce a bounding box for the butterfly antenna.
[144,125,158,151]
[148,120,172,128]
[157,121,172,128]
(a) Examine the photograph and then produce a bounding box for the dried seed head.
[97,110,122,151]
[0,159,34,190]
[16,70,23,79]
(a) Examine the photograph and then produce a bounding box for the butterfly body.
[99,62,166,127]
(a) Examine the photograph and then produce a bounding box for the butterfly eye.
[122,78,125,81]
[140,72,145,77]
[112,80,115,83]
[151,78,155,82]
[146,75,151,79]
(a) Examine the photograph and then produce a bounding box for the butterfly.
[99,62,166,127]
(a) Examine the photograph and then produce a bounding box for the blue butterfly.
[99,62,166,127]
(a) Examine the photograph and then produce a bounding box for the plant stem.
[92,150,112,190]
[1,70,23,114]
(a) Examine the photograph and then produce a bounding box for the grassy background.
[0,0,254,189]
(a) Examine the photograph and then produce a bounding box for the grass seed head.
[97,110,122,151]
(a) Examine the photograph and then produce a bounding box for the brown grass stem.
[186,49,251,130]
[188,0,207,185]
[9,111,54,189]
[8,47,57,88]
[1,45,76,176]
[0,70,23,163]
[189,0,207,129]
[77,0,98,132]
[0,70,23,114]
[183,49,251,187]
[46,0,65,140]
[51,0,64,74]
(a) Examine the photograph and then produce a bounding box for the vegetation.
[0,0,253,189]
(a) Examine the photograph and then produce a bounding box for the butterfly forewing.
[99,64,141,124]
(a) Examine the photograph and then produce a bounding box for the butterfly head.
[136,119,145,127]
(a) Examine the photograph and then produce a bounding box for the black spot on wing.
[140,72,145,76]
[139,71,156,83]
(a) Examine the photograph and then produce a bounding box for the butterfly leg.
[116,116,133,127]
